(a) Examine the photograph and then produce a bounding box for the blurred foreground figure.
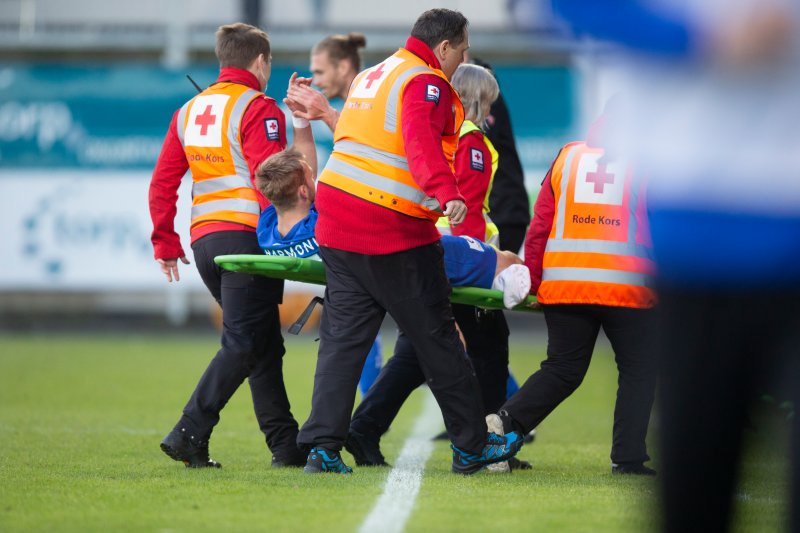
[552,0,800,530]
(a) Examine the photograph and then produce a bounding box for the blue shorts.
[441,235,497,289]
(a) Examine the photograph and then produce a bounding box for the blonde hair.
[255,149,307,211]
[451,64,499,128]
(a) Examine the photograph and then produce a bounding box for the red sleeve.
[524,168,556,293]
[149,110,189,260]
[401,74,463,209]
[241,96,287,210]
[451,131,491,240]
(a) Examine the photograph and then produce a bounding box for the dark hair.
[255,149,307,211]
[215,23,271,69]
[410,9,468,49]
[312,32,367,72]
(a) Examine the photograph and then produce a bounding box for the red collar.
[404,36,441,71]
[216,67,261,91]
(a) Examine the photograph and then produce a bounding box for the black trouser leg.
[349,332,425,440]
[497,223,527,254]
[603,307,657,465]
[658,289,800,533]
[452,304,510,414]
[658,289,759,532]
[180,232,296,456]
[501,305,598,433]
[300,244,486,454]
[246,308,301,459]
[386,288,485,453]
[297,248,386,451]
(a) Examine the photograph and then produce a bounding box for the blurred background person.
[285,32,366,131]
[467,54,532,410]
[551,0,800,530]
[470,56,531,256]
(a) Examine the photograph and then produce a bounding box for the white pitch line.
[358,389,442,533]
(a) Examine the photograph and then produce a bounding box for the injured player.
[255,148,530,309]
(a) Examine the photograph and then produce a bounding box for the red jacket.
[149,67,286,260]
[452,129,493,240]
[524,167,556,293]
[314,36,464,255]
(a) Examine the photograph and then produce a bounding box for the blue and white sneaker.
[303,447,353,474]
[451,430,524,475]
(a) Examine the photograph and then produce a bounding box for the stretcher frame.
[214,254,540,313]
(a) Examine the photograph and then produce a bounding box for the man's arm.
[292,119,318,178]
[524,168,556,293]
[149,110,191,281]
[241,96,289,209]
[401,74,465,221]
[285,76,340,133]
[451,131,491,239]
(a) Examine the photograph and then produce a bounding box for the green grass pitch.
[0,331,790,532]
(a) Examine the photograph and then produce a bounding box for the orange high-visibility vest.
[176,82,263,231]
[538,142,656,308]
[319,47,465,221]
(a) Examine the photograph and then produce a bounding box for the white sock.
[492,264,531,309]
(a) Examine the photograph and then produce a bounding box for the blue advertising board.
[0,62,576,171]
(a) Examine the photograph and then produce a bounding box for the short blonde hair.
[451,64,499,128]
[256,149,307,211]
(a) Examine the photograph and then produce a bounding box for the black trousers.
[657,288,800,533]
[297,242,486,453]
[496,223,528,254]
[349,305,509,441]
[179,231,301,461]
[502,304,657,465]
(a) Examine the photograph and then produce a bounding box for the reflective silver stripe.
[555,145,579,239]
[544,239,654,260]
[542,267,653,288]
[627,165,642,245]
[384,66,434,132]
[325,156,440,212]
[437,225,452,236]
[191,198,260,218]
[192,175,253,197]
[176,102,189,146]
[228,88,262,180]
[333,140,409,171]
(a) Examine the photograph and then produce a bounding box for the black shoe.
[345,431,389,467]
[303,447,353,474]
[523,429,536,444]
[611,462,656,476]
[160,427,221,468]
[432,430,449,441]
[508,457,533,471]
[271,452,307,468]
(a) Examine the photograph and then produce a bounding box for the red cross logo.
[365,63,386,89]
[473,151,483,163]
[268,121,277,131]
[586,162,615,194]
[195,105,216,136]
